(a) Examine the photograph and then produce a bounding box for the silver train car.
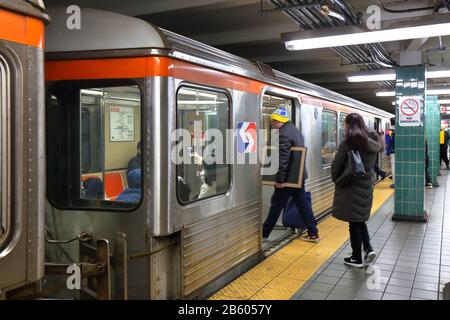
[1,5,393,299]
[0,0,48,299]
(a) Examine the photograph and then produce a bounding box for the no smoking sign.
[399,96,422,127]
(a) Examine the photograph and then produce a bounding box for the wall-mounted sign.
[237,121,257,153]
[399,96,422,127]
[110,106,134,141]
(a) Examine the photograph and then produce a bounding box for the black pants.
[349,222,372,262]
[440,144,449,167]
[374,163,385,178]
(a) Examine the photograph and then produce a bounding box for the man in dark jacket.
[127,141,141,173]
[440,128,450,170]
[262,108,320,242]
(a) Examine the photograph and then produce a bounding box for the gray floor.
[292,171,450,300]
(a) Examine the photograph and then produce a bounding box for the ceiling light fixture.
[282,14,450,51]
[376,91,395,97]
[348,66,450,82]
[439,99,450,104]
[347,70,396,82]
[427,89,450,95]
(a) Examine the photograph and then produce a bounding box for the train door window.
[262,94,293,146]
[338,112,348,143]
[176,86,230,203]
[321,109,337,167]
[0,55,11,244]
[47,81,142,211]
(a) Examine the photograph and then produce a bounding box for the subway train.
[0,3,393,299]
[0,0,48,299]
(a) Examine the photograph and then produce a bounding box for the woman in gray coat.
[331,113,383,268]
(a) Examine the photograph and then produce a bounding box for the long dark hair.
[344,113,369,152]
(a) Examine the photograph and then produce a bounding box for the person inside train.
[177,166,192,202]
[117,169,141,203]
[82,177,104,199]
[127,141,141,173]
[331,113,383,268]
[262,107,320,242]
[385,118,396,188]
[197,161,217,199]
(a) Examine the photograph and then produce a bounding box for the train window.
[47,81,143,211]
[0,54,11,244]
[262,94,293,146]
[321,109,337,167]
[176,86,230,203]
[339,112,348,143]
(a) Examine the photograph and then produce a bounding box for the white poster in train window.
[110,106,135,141]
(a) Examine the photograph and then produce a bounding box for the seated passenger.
[127,141,141,173]
[83,177,104,199]
[117,169,141,203]
[198,162,217,199]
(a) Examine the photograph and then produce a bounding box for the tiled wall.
[393,65,427,220]
[425,96,440,186]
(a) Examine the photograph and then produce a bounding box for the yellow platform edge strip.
[209,179,394,300]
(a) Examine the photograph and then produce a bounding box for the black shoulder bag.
[335,149,366,187]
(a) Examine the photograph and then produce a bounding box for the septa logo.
[237,121,257,153]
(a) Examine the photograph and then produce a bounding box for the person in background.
[385,118,396,188]
[331,113,383,268]
[127,141,141,173]
[82,177,104,199]
[374,130,386,182]
[117,169,141,203]
[440,128,450,170]
[425,139,433,189]
[262,107,320,242]
[197,161,217,198]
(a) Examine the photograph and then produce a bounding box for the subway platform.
[211,171,450,300]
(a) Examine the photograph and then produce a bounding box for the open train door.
[0,1,48,298]
[261,93,297,248]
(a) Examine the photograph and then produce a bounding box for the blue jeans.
[263,187,318,238]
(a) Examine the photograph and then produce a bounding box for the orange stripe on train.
[0,9,44,48]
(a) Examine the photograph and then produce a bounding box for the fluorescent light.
[347,70,396,82]
[376,91,395,97]
[107,96,140,102]
[178,101,226,105]
[427,89,450,95]
[178,89,217,99]
[427,70,450,78]
[81,89,103,96]
[439,100,450,104]
[282,14,450,51]
[347,66,450,83]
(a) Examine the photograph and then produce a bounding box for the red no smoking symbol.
[400,99,419,116]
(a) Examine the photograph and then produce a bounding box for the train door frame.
[259,86,302,246]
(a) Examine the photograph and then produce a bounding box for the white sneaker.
[364,251,376,266]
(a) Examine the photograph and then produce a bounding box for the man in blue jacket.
[117,169,141,203]
[262,108,320,242]
[385,117,395,188]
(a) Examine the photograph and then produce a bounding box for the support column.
[392,65,427,222]
[425,96,440,187]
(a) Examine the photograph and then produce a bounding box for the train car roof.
[0,0,49,22]
[45,7,393,119]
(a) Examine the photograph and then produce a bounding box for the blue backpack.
[282,192,312,230]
